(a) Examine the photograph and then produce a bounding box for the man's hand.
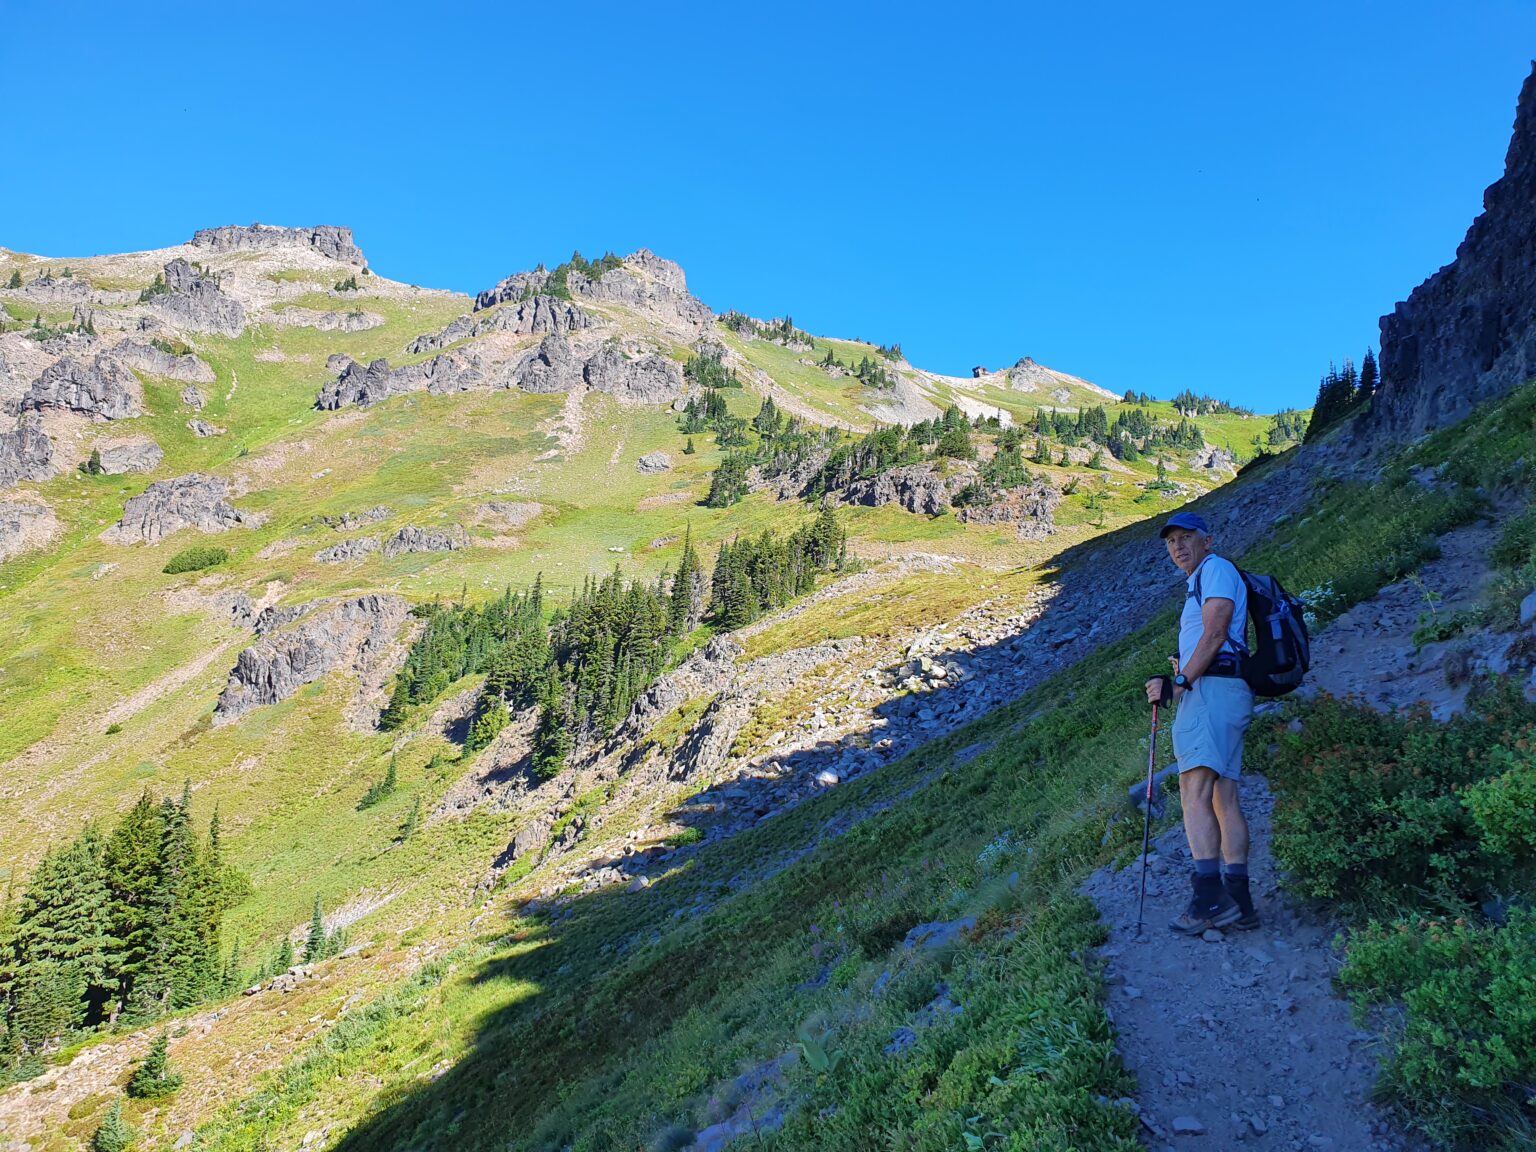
[1144,676,1171,706]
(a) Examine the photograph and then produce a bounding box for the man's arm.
[1179,596,1235,684]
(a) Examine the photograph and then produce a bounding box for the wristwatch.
[1173,674,1191,689]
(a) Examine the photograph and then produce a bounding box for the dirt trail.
[1083,515,1509,1150]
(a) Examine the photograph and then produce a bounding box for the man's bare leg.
[1212,778,1248,864]
[1179,767,1222,859]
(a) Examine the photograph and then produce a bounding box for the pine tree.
[103,792,167,1014]
[1356,348,1378,406]
[304,895,327,963]
[669,526,704,634]
[275,936,294,971]
[6,270,19,289]
[682,437,696,455]
[126,1032,182,1098]
[91,1099,136,1152]
[399,797,422,841]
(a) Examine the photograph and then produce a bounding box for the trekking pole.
[1136,677,1172,936]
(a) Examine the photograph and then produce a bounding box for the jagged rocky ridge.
[405,296,595,355]
[1373,63,1536,444]
[190,223,366,266]
[214,594,409,723]
[473,249,712,333]
[149,259,246,337]
[0,418,54,488]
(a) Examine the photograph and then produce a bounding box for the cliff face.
[1373,64,1536,443]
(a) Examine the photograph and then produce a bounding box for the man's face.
[1164,527,1210,575]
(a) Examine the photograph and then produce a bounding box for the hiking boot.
[1224,874,1260,930]
[1168,891,1242,934]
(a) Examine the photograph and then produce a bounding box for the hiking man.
[1143,511,1260,934]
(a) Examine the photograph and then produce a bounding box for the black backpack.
[1195,564,1311,697]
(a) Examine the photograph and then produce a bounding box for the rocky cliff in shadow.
[1372,63,1536,443]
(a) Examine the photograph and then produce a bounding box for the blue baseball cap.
[1159,511,1210,538]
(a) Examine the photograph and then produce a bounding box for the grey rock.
[316,536,379,563]
[583,343,686,403]
[316,354,483,410]
[254,603,312,637]
[214,594,408,722]
[113,339,215,383]
[190,223,367,265]
[150,259,246,337]
[955,478,1061,538]
[1521,590,1536,627]
[636,451,673,474]
[1170,1116,1205,1136]
[843,462,952,515]
[181,384,206,410]
[0,501,55,561]
[323,505,391,530]
[901,916,976,954]
[105,473,244,543]
[274,307,383,332]
[95,439,163,475]
[511,333,583,394]
[1372,66,1536,446]
[476,249,711,332]
[406,295,593,354]
[17,272,91,303]
[0,416,54,487]
[383,524,468,557]
[24,354,142,420]
[187,419,225,437]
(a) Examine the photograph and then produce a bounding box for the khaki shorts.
[1173,675,1254,780]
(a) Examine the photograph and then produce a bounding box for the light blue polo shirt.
[1179,555,1248,666]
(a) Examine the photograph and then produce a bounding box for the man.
[1143,511,1260,934]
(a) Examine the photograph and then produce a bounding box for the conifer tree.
[6,270,19,289]
[1356,348,1378,406]
[304,895,327,963]
[275,936,294,972]
[400,797,421,841]
[91,1099,136,1152]
[126,1032,182,1098]
[682,437,695,455]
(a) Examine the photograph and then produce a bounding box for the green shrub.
[162,546,228,575]
[1263,684,1536,914]
[91,1099,136,1152]
[126,1033,182,1099]
[1462,747,1536,863]
[1340,910,1536,1150]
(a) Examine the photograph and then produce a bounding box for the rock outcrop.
[187,419,225,437]
[190,224,367,266]
[23,354,142,420]
[180,384,206,410]
[954,479,1061,539]
[316,537,379,563]
[474,250,711,333]
[323,505,391,530]
[94,439,164,475]
[583,343,685,403]
[104,473,244,543]
[271,307,383,333]
[383,524,467,557]
[1188,445,1237,474]
[1373,64,1536,445]
[149,259,246,337]
[213,594,408,723]
[315,354,483,410]
[0,417,54,487]
[405,296,594,355]
[842,462,954,515]
[511,333,584,394]
[0,500,57,561]
[636,451,672,474]
[112,339,216,383]
[17,273,90,303]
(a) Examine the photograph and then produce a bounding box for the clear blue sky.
[3,1,1531,409]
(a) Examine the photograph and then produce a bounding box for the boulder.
[1188,445,1237,474]
[1372,64,1536,445]
[0,500,57,561]
[316,536,380,563]
[0,417,54,487]
[113,339,216,383]
[187,419,225,437]
[636,451,673,474]
[511,333,583,394]
[149,259,246,337]
[272,308,383,332]
[104,473,244,543]
[383,524,468,557]
[24,354,142,420]
[582,343,685,403]
[190,223,367,266]
[955,478,1061,538]
[18,273,90,303]
[323,505,391,530]
[473,268,552,312]
[213,594,409,723]
[94,439,164,475]
[181,384,206,410]
[843,463,953,515]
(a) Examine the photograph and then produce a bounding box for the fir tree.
[304,895,327,963]
[5,270,19,289]
[126,1032,182,1098]
[399,797,421,841]
[1356,348,1378,406]
[275,936,294,971]
[91,1099,136,1152]
[682,437,696,455]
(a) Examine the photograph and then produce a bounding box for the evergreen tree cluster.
[1170,389,1252,417]
[1267,408,1308,446]
[0,788,249,1055]
[875,342,902,361]
[539,250,625,301]
[707,508,846,629]
[137,273,169,303]
[720,312,812,347]
[683,349,741,391]
[1305,350,1377,442]
[5,270,20,289]
[818,345,895,388]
